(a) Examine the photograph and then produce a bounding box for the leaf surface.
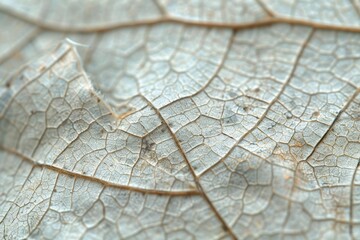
[1,1,360,239]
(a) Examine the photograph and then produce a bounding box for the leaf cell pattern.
[1,1,360,239]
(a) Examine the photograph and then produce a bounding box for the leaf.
[1,1,360,239]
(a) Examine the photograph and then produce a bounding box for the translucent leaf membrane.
[1,1,360,239]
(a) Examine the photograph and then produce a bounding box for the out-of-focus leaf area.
[1,1,360,239]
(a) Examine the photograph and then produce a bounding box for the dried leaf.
[1,1,360,239]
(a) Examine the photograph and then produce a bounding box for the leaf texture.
[1,1,360,239]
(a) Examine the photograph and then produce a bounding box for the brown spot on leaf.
[38,64,46,72]
[312,111,320,118]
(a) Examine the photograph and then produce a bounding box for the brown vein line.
[25,173,60,239]
[0,146,200,196]
[153,0,168,17]
[292,89,360,238]
[159,29,235,110]
[0,44,71,117]
[350,156,360,238]
[295,89,360,237]
[281,89,360,236]
[200,28,315,178]
[255,0,275,18]
[0,159,36,225]
[2,4,360,33]
[302,90,359,166]
[140,96,237,240]
[350,0,360,19]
